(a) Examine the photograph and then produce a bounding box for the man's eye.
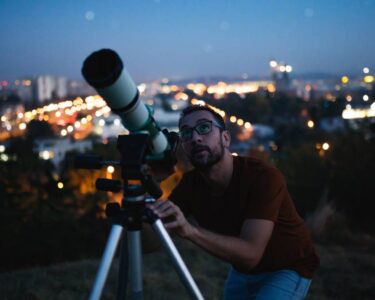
[198,123,211,132]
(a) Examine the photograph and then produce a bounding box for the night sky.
[1,0,374,82]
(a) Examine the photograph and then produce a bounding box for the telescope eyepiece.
[82,49,123,89]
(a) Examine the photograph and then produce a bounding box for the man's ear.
[222,130,231,148]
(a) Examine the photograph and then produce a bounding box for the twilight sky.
[1,0,374,83]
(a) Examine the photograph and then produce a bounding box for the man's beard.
[189,139,225,171]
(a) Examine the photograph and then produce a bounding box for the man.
[149,105,319,299]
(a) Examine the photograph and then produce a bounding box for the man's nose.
[190,129,202,143]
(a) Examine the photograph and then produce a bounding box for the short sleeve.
[245,168,286,222]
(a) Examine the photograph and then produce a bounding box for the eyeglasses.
[179,120,223,142]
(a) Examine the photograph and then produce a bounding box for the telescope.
[82,48,169,156]
[79,49,203,300]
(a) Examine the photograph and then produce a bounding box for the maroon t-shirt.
[169,156,319,278]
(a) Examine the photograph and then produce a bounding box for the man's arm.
[149,200,274,270]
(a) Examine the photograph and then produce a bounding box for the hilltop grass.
[1,238,375,300]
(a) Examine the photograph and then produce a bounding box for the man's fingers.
[158,206,177,218]
[147,201,166,212]
[153,200,170,209]
[150,200,175,215]
[147,201,188,237]
[164,220,180,229]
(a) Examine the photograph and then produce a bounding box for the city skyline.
[1,0,375,83]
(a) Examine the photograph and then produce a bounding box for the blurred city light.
[61,129,67,136]
[98,119,105,127]
[341,76,349,84]
[18,123,27,130]
[364,75,374,83]
[270,60,277,68]
[1,154,9,161]
[285,65,293,73]
[40,150,53,160]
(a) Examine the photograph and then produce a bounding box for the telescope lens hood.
[82,49,124,89]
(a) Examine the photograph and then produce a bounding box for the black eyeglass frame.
[179,120,224,142]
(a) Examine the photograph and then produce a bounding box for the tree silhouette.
[328,132,375,233]
[26,120,56,140]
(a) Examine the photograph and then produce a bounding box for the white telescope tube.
[82,49,169,155]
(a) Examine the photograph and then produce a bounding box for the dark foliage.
[275,143,329,217]
[0,138,111,271]
[26,120,56,139]
[328,132,375,233]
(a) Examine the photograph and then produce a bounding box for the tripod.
[76,134,204,300]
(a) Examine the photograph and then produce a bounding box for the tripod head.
[75,132,176,199]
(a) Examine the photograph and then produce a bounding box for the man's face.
[179,110,228,170]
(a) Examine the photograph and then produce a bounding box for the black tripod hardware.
[74,133,204,300]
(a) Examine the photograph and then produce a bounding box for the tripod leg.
[116,230,129,300]
[152,220,204,300]
[127,230,144,300]
[89,224,123,300]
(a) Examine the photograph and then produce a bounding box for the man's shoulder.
[236,156,284,183]
[237,155,278,173]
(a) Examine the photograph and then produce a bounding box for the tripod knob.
[105,202,121,218]
[96,178,122,192]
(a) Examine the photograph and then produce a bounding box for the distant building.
[320,117,345,132]
[67,80,96,97]
[0,79,34,104]
[33,138,93,173]
[14,79,33,102]
[91,108,181,141]
[269,60,293,92]
[55,77,68,98]
[230,124,276,155]
[0,102,24,122]
[92,114,129,140]
[32,75,68,103]
[7,77,95,103]
[153,107,180,131]
[294,80,335,101]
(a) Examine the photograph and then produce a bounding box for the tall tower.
[269,60,293,92]
[31,75,68,103]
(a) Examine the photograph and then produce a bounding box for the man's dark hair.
[178,105,226,130]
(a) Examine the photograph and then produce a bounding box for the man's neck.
[198,151,234,192]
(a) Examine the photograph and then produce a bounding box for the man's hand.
[148,200,196,238]
[149,201,274,270]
